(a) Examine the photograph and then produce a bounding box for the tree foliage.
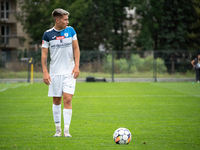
[71,0,113,50]
[17,0,198,54]
[159,0,195,50]
[17,0,130,51]
[132,0,163,50]
[110,0,130,51]
[132,0,197,73]
[187,0,200,50]
[17,0,56,44]
[132,0,196,51]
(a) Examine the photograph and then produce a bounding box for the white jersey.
[197,62,200,68]
[42,26,77,75]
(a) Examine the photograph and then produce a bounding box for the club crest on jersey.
[64,33,68,38]
[56,36,65,40]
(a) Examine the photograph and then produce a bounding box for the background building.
[0,0,30,69]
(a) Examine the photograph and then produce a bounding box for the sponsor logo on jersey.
[52,36,56,39]
[56,36,65,40]
[50,42,72,49]
[64,33,68,37]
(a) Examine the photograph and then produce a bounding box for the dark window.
[0,1,9,19]
[2,50,11,62]
[1,25,10,44]
[6,2,9,10]
[1,2,4,10]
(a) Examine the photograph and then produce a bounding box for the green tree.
[132,0,196,73]
[159,0,194,50]
[72,0,113,50]
[159,0,195,73]
[110,0,131,52]
[132,0,163,50]
[18,0,131,52]
[187,0,200,50]
[17,0,56,44]
[68,0,130,52]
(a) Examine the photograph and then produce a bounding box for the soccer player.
[41,8,80,137]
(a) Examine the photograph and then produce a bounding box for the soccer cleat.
[64,133,72,137]
[53,129,62,137]
[64,130,72,137]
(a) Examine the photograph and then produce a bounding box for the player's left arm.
[72,39,80,79]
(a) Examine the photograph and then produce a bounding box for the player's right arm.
[41,47,51,85]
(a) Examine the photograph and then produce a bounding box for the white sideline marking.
[0,84,29,92]
[0,95,199,98]
[25,84,30,86]
[0,88,7,92]
[12,85,22,89]
[73,95,199,98]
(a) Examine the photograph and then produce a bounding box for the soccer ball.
[113,128,131,145]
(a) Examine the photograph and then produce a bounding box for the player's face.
[198,55,200,60]
[57,15,69,30]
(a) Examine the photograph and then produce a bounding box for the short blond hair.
[52,8,69,21]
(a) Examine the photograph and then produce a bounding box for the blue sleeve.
[70,27,76,37]
[42,31,49,42]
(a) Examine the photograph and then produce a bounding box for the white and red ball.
[113,128,131,145]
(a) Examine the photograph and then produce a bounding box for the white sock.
[63,109,72,133]
[52,104,61,130]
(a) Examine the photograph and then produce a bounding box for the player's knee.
[63,97,72,106]
[53,97,61,105]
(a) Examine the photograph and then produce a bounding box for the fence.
[0,50,198,82]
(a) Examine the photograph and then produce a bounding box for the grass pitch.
[0,82,200,150]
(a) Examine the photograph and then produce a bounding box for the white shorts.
[48,74,76,97]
